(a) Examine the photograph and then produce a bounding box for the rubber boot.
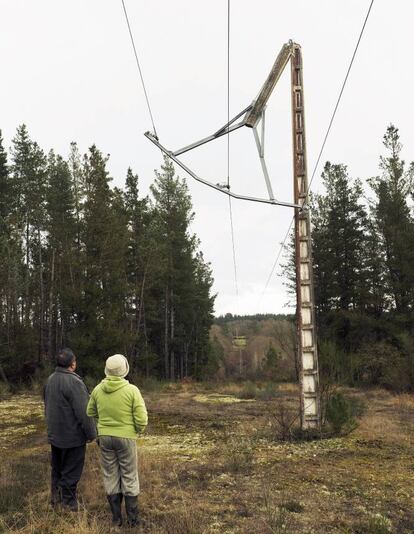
[124,495,140,527]
[107,493,123,527]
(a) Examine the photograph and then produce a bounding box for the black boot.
[124,495,140,527]
[107,494,123,527]
[50,485,62,507]
[61,486,79,512]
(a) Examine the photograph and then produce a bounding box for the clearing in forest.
[0,382,413,533]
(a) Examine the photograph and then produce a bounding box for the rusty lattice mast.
[145,40,321,429]
[244,41,320,429]
[290,44,320,430]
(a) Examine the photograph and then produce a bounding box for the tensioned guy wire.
[258,0,375,306]
[121,0,158,139]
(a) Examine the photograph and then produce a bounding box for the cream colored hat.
[105,354,130,378]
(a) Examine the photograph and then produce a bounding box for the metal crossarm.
[145,132,300,209]
[245,41,294,128]
[144,41,304,209]
[172,105,252,157]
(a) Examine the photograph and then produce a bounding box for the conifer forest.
[1,123,414,392]
[0,125,215,382]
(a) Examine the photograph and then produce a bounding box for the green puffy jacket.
[87,377,148,439]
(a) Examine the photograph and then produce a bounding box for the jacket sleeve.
[86,389,98,419]
[69,379,97,441]
[132,387,148,434]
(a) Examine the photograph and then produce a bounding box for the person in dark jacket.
[44,348,96,511]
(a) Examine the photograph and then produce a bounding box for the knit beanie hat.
[105,354,130,378]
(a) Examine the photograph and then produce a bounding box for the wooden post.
[290,44,321,430]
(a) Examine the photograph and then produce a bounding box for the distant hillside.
[210,316,296,380]
[214,313,294,324]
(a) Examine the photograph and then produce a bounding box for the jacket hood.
[100,376,129,394]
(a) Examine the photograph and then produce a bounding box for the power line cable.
[227,0,230,189]
[121,0,158,139]
[226,0,240,308]
[228,197,239,299]
[258,218,293,305]
[305,0,375,200]
[258,0,375,306]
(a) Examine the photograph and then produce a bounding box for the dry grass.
[391,392,414,412]
[1,383,414,533]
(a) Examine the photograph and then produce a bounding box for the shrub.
[281,500,304,513]
[137,376,166,393]
[222,435,256,473]
[236,381,258,399]
[0,380,11,399]
[354,342,411,391]
[262,487,296,533]
[256,383,279,401]
[266,402,300,442]
[355,513,392,534]
[326,393,365,435]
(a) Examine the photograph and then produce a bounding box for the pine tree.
[68,142,85,250]
[75,146,129,373]
[0,130,15,379]
[369,125,414,314]
[312,163,368,311]
[0,130,10,228]
[150,156,214,379]
[10,125,47,358]
[45,151,78,358]
[124,168,154,372]
[263,342,280,379]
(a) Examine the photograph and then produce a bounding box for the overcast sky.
[1,1,413,316]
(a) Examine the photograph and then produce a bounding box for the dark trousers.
[51,444,86,508]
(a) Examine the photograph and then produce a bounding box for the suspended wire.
[258,0,375,306]
[226,0,240,308]
[258,218,293,305]
[121,0,158,139]
[228,197,239,298]
[304,0,375,201]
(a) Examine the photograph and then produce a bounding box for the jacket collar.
[55,367,82,380]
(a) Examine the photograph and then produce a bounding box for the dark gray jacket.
[44,367,97,448]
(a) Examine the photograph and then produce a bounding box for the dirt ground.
[0,382,413,533]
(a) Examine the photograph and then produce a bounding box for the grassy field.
[0,381,413,533]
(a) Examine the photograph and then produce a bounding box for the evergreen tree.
[45,151,78,358]
[150,156,214,379]
[0,130,16,379]
[369,125,414,314]
[75,146,129,373]
[361,217,387,315]
[312,163,368,311]
[68,142,85,250]
[124,168,156,373]
[190,251,215,377]
[0,130,10,228]
[263,342,280,379]
[10,125,47,357]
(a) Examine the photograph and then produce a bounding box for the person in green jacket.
[87,354,147,528]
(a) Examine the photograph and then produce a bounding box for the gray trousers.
[98,436,140,496]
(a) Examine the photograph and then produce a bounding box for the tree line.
[287,125,414,390]
[0,125,215,383]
